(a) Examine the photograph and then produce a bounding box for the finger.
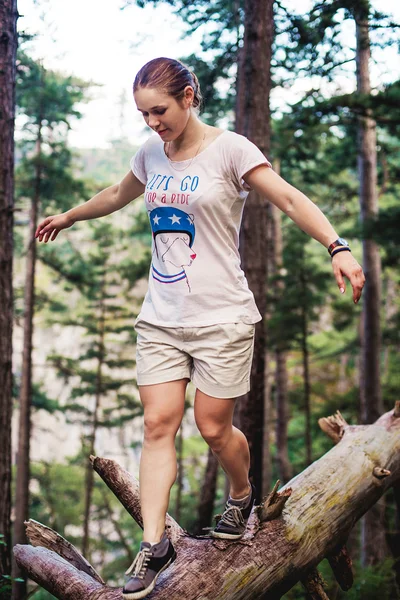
[37,223,52,239]
[351,269,365,303]
[35,218,52,238]
[38,229,50,242]
[333,267,345,294]
[51,229,59,241]
[44,229,54,243]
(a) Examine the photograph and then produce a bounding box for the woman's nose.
[148,115,160,129]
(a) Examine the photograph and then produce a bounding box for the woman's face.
[134,86,193,142]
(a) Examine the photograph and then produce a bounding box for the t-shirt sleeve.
[230,134,272,191]
[130,144,147,185]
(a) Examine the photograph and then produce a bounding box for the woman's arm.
[243,165,365,303]
[36,171,145,243]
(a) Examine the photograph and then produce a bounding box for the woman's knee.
[196,420,232,452]
[143,413,181,442]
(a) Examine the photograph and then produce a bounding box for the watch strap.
[328,238,349,256]
[331,247,351,258]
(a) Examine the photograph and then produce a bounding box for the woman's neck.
[170,114,207,153]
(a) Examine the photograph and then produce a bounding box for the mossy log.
[14,404,400,599]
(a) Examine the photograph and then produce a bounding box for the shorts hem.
[192,372,250,399]
[137,371,190,387]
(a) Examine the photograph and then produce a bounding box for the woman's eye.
[155,109,166,115]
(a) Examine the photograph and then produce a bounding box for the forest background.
[1,0,400,598]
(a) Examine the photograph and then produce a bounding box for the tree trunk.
[300,267,312,467]
[388,482,400,590]
[193,449,219,535]
[236,0,274,503]
[13,404,400,599]
[262,347,272,497]
[0,0,18,588]
[82,288,106,559]
[270,160,292,484]
[355,0,382,424]
[353,0,385,567]
[13,123,42,600]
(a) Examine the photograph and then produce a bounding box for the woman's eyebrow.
[137,105,167,112]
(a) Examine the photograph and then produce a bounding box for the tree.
[0,0,18,595]
[279,0,399,567]
[354,0,385,567]
[12,53,90,599]
[13,403,400,599]
[236,0,274,501]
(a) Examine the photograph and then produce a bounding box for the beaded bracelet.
[331,247,351,259]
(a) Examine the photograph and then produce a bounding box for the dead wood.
[25,519,104,584]
[14,404,400,599]
[326,544,353,591]
[300,569,330,599]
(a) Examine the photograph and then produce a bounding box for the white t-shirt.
[130,129,272,327]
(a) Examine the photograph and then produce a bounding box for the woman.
[36,57,365,600]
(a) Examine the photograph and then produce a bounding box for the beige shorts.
[135,319,256,399]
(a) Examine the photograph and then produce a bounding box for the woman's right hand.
[35,212,76,243]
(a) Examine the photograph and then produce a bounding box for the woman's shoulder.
[140,133,164,152]
[213,128,255,150]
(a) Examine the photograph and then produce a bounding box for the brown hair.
[133,57,202,110]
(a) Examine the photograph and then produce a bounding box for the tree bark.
[82,284,106,559]
[300,267,312,467]
[236,0,274,503]
[270,160,292,484]
[353,0,385,567]
[13,117,43,600]
[14,405,400,599]
[0,0,18,588]
[354,1,382,421]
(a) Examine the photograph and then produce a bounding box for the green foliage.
[283,557,398,599]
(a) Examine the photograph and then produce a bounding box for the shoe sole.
[211,530,245,540]
[212,485,256,540]
[122,551,177,600]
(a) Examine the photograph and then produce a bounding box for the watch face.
[337,237,349,246]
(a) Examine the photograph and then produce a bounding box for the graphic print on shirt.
[149,206,197,293]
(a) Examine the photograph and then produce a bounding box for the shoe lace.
[125,548,152,579]
[217,504,246,529]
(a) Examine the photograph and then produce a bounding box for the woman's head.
[134,57,202,108]
[133,57,202,141]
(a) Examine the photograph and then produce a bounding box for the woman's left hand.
[331,252,365,304]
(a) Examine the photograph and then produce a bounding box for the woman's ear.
[183,85,195,108]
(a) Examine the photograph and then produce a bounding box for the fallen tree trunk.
[14,404,400,599]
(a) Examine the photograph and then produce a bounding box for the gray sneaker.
[122,532,176,599]
[212,483,256,540]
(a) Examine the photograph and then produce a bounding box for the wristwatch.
[328,237,350,256]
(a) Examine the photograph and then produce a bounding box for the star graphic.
[169,214,181,224]
[153,214,161,225]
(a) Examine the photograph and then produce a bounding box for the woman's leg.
[193,388,251,499]
[139,379,188,543]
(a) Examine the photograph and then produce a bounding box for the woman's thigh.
[193,388,235,434]
[139,379,189,434]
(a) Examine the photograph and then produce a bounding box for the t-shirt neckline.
[163,130,227,164]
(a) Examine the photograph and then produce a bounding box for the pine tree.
[12,52,90,599]
[0,0,18,595]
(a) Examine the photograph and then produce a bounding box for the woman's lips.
[158,129,168,136]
